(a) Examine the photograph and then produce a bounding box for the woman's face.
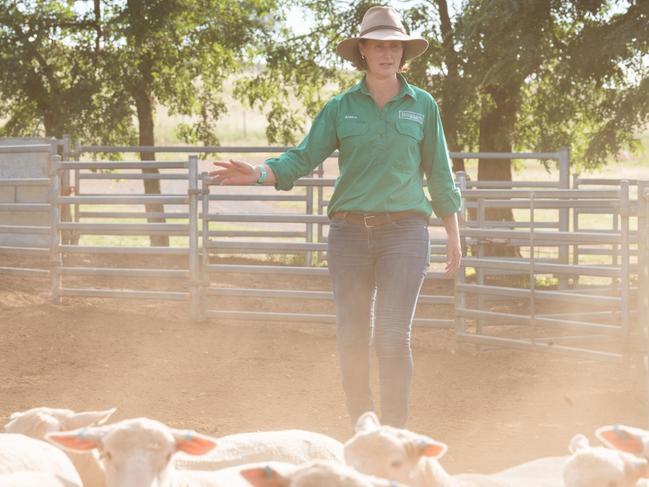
[359,40,404,78]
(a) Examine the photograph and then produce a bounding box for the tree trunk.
[125,0,167,247]
[133,84,168,247]
[478,85,517,220]
[476,85,520,259]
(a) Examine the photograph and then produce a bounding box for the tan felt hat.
[336,6,429,65]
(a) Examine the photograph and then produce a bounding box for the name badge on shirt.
[399,110,424,125]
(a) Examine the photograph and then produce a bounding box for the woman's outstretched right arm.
[208,98,338,188]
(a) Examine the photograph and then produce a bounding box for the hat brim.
[336,31,428,65]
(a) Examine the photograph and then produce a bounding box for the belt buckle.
[363,214,378,228]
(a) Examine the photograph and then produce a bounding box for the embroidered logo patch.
[344,115,358,119]
[399,110,424,124]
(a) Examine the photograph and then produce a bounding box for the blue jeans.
[327,215,430,427]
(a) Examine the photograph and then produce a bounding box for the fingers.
[229,159,248,168]
[444,248,462,278]
[211,160,232,169]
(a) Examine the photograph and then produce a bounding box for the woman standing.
[209,6,462,427]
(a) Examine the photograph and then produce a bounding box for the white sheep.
[0,471,80,487]
[3,406,116,487]
[563,433,649,487]
[45,416,244,487]
[343,412,565,487]
[240,460,409,486]
[0,433,82,487]
[175,429,344,470]
[596,425,649,487]
[596,424,649,459]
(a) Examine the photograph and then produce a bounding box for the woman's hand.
[208,159,259,185]
[445,235,462,278]
[442,212,462,278]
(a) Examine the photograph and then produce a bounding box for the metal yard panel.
[455,186,640,362]
[51,156,200,304]
[198,169,457,327]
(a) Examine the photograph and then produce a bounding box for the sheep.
[45,416,238,487]
[3,406,116,487]
[596,425,649,487]
[175,429,344,471]
[0,471,80,487]
[596,424,649,459]
[240,460,409,486]
[0,433,82,487]
[563,433,649,487]
[343,412,566,487]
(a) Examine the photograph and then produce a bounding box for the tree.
[0,1,134,143]
[91,0,281,244]
[254,0,647,174]
[0,0,280,245]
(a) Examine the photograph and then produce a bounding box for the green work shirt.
[265,73,461,220]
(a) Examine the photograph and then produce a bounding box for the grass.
[76,218,279,248]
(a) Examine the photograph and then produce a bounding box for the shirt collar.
[350,73,417,100]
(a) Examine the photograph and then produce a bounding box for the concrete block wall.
[0,138,55,248]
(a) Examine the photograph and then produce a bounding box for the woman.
[209,6,462,427]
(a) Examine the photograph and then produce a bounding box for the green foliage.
[0,1,137,144]
[265,0,647,171]
[232,0,361,144]
[0,0,646,172]
[0,0,280,147]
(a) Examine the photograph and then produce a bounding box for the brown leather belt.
[331,211,425,228]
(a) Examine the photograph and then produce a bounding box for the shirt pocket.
[337,119,369,141]
[395,118,424,143]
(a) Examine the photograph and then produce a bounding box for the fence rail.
[1,144,647,365]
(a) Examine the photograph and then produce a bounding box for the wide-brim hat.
[336,6,428,65]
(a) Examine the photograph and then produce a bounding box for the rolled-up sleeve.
[420,97,461,218]
[266,99,338,191]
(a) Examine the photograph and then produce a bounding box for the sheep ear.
[355,412,380,433]
[407,437,447,460]
[596,425,646,455]
[420,439,447,459]
[5,411,60,437]
[569,434,590,454]
[240,466,290,487]
[32,413,60,437]
[8,411,23,421]
[46,427,104,453]
[64,408,117,430]
[171,429,217,456]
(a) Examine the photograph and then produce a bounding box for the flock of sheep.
[1,406,647,486]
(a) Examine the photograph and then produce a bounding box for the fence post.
[306,184,314,267]
[619,181,630,344]
[638,182,649,420]
[529,192,536,344]
[454,171,467,338]
[188,155,199,321]
[200,172,211,321]
[59,135,72,245]
[558,147,570,289]
[72,139,81,245]
[476,197,486,335]
[49,154,62,305]
[572,173,580,267]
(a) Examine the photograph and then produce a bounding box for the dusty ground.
[0,254,647,475]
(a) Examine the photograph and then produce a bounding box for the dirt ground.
[1,254,647,475]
